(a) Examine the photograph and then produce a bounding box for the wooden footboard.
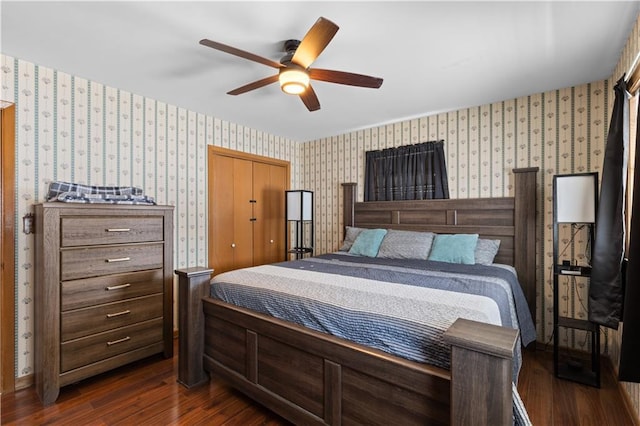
[176,268,519,426]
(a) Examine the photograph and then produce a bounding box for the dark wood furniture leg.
[341,182,357,235]
[175,267,213,388]
[513,167,539,324]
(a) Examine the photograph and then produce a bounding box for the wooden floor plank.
[1,340,634,425]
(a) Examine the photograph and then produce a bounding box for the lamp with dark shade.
[285,190,314,259]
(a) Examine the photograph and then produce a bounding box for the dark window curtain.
[589,77,628,329]
[364,140,449,201]
[620,90,640,382]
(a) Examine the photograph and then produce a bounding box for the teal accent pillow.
[349,229,388,257]
[428,234,479,264]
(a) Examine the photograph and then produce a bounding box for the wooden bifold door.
[208,146,289,275]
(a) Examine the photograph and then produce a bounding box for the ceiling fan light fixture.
[199,17,382,111]
[279,67,309,95]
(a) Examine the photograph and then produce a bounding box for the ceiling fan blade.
[299,85,321,111]
[227,75,279,95]
[309,68,383,88]
[292,17,339,69]
[200,39,284,69]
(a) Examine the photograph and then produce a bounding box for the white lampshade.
[554,173,597,223]
[287,190,313,221]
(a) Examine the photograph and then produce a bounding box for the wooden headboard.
[342,167,539,325]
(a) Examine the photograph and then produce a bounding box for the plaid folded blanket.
[46,181,156,205]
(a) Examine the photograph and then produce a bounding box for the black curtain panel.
[619,91,640,382]
[364,141,449,201]
[589,77,628,329]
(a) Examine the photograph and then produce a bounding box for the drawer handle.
[106,257,131,263]
[106,310,131,318]
[105,283,131,291]
[106,228,131,232]
[106,336,131,346]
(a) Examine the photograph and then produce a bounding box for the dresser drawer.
[61,216,164,247]
[61,269,164,311]
[61,294,163,341]
[60,318,163,373]
[61,243,164,281]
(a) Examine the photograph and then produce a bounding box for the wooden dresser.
[34,203,174,405]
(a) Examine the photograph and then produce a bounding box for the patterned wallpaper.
[0,54,300,378]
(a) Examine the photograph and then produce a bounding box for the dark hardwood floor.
[1,341,635,425]
[518,347,636,426]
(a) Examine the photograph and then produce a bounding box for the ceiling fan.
[199,17,383,112]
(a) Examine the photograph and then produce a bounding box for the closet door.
[209,154,253,274]
[208,146,290,274]
[252,162,270,267]
[232,158,254,270]
[265,164,286,264]
[252,162,287,266]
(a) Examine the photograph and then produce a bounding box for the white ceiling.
[2,1,639,141]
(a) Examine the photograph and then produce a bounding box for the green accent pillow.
[428,234,479,264]
[349,228,388,257]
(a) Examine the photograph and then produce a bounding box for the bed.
[177,167,538,426]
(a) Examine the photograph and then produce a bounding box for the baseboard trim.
[15,374,33,391]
